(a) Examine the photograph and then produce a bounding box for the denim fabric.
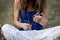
[19,11,44,30]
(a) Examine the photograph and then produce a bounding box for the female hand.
[20,23,32,30]
[40,18,47,26]
[33,15,42,23]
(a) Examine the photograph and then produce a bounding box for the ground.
[0,0,60,40]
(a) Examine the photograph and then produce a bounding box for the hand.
[33,15,42,23]
[21,23,32,30]
[40,18,47,26]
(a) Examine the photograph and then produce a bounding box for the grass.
[0,0,60,40]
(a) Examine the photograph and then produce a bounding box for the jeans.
[1,24,60,40]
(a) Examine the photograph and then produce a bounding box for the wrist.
[14,21,23,28]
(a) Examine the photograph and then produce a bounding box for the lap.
[1,24,60,40]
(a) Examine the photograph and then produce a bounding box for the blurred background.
[0,0,60,40]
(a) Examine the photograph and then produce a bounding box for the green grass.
[0,0,60,40]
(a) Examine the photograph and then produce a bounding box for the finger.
[28,27,31,30]
[23,28,27,30]
[36,16,42,19]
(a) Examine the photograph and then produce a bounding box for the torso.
[19,0,44,30]
[19,10,44,30]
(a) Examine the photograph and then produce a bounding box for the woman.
[13,0,48,30]
[1,0,60,40]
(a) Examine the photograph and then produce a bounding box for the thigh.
[1,24,60,40]
[16,26,60,40]
[1,24,20,40]
[35,26,60,40]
